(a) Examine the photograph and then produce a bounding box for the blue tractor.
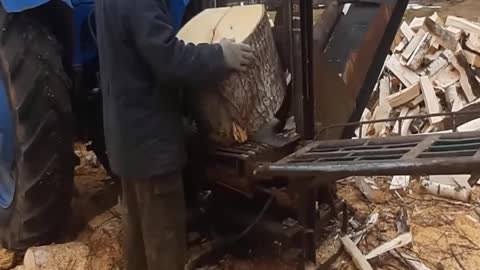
[0,0,197,249]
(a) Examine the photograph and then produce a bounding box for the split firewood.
[429,12,444,26]
[407,33,431,70]
[340,236,374,270]
[379,77,390,104]
[424,49,443,64]
[425,17,459,52]
[423,50,454,77]
[364,233,412,260]
[420,77,443,124]
[445,84,467,112]
[24,242,90,270]
[403,29,428,61]
[421,179,471,202]
[393,107,409,134]
[177,5,287,145]
[446,16,480,36]
[451,53,480,102]
[401,106,420,136]
[400,21,414,41]
[385,55,420,87]
[446,26,463,40]
[367,103,392,137]
[463,50,480,68]
[386,83,420,108]
[409,17,426,31]
[355,177,386,203]
[433,65,460,88]
[407,94,424,108]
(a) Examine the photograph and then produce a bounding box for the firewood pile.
[360,13,480,139]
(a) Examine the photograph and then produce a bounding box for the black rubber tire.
[0,7,75,249]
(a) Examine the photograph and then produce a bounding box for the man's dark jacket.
[95,0,227,179]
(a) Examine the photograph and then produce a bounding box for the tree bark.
[180,5,287,146]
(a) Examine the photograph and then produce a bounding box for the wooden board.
[420,76,443,124]
[446,16,480,36]
[178,5,287,145]
[385,83,420,108]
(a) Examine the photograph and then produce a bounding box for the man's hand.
[220,38,255,72]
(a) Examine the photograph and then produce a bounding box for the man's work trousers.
[121,172,186,270]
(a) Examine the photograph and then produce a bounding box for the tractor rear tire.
[0,9,75,249]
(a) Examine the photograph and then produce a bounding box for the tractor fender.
[0,0,72,12]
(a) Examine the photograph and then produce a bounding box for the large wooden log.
[177,5,287,145]
[24,242,90,270]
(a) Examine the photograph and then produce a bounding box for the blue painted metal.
[72,0,97,67]
[0,0,72,12]
[0,78,15,209]
[170,0,191,31]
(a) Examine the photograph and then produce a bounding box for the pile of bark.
[360,13,480,138]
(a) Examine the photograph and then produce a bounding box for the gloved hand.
[220,38,255,72]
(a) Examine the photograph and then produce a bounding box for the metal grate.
[255,131,480,178]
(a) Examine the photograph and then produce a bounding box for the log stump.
[177,5,287,146]
[24,242,90,270]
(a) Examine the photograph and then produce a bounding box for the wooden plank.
[400,21,414,41]
[402,29,428,60]
[446,16,480,35]
[424,17,459,52]
[340,236,374,270]
[451,53,480,101]
[401,106,420,136]
[407,33,431,70]
[420,76,443,124]
[410,17,426,31]
[365,233,413,260]
[385,83,420,108]
[385,55,420,87]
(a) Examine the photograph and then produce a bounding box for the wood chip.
[365,233,413,260]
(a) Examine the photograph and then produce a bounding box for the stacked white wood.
[360,13,480,138]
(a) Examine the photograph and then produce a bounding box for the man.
[95,0,254,269]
